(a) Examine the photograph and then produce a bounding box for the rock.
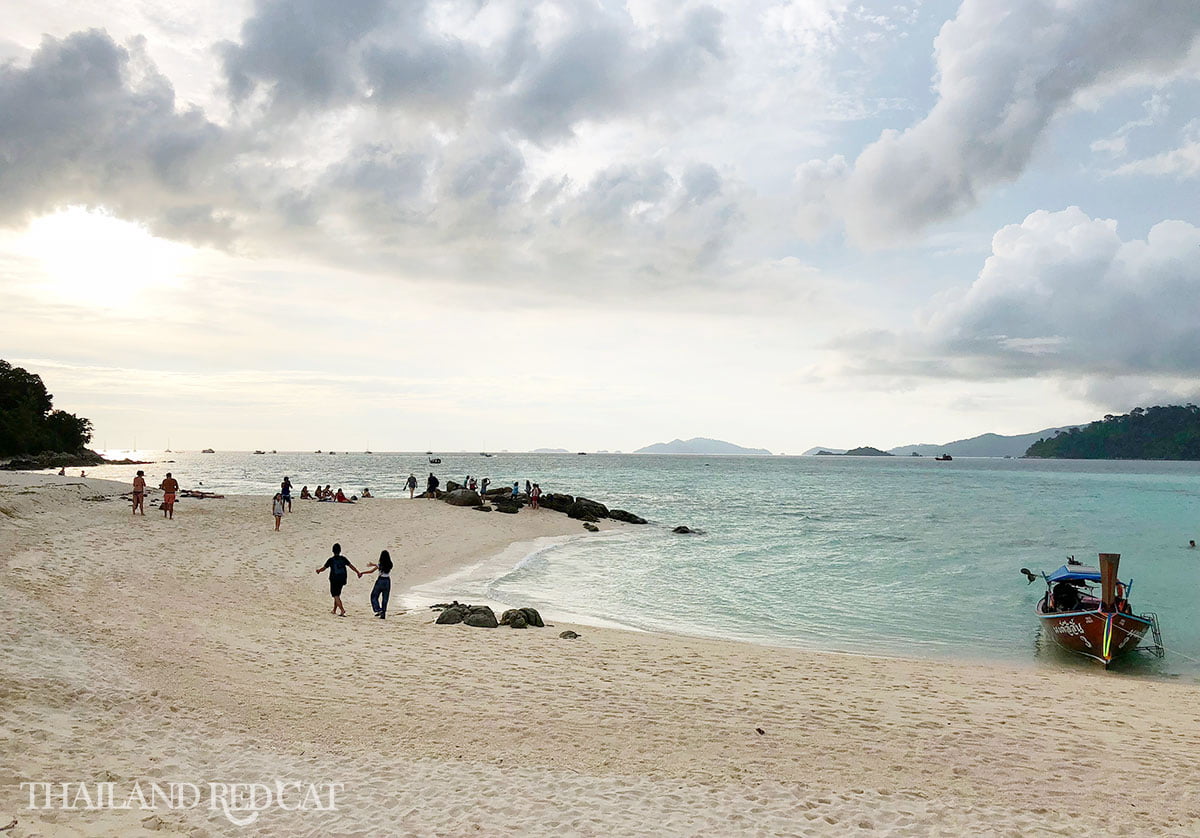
[608,509,648,525]
[445,481,464,492]
[559,630,580,639]
[673,525,698,534]
[471,505,492,512]
[417,490,444,500]
[519,607,544,627]
[463,606,498,628]
[510,612,528,628]
[443,488,482,506]
[573,497,610,518]
[493,503,519,514]
[436,606,467,624]
[499,609,520,625]
[583,523,599,532]
[538,493,575,513]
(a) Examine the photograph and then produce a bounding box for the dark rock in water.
[608,509,647,525]
[463,606,498,628]
[445,481,464,492]
[472,505,492,512]
[443,488,482,506]
[583,523,599,532]
[673,525,702,534]
[559,630,580,639]
[520,607,544,627]
[574,497,609,518]
[436,606,467,624]
[539,493,575,513]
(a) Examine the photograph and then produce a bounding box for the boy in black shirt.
[315,543,361,616]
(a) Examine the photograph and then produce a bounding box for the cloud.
[796,0,1200,244]
[1110,119,1200,178]
[0,30,232,244]
[839,207,1200,383]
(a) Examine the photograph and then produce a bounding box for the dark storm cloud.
[0,30,231,243]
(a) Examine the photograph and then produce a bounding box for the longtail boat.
[1020,553,1164,667]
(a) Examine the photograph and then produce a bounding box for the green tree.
[0,360,94,457]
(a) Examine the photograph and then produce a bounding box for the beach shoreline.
[3,473,1200,835]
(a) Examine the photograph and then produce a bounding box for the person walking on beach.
[159,472,179,519]
[281,477,292,512]
[361,549,394,619]
[132,470,146,515]
[426,473,439,497]
[406,473,418,498]
[272,493,285,530]
[316,543,361,616]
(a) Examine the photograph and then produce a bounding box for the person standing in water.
[406,473,418,498]
[361,549,394,619]
[272,493,285,530]
[159,472,179,519]
[316,543,361,616]
[132,470,146,515]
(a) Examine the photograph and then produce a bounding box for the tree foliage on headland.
[1024,405,1200,460]
[0,360,93,457]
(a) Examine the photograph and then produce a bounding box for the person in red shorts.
[159,472,179,519]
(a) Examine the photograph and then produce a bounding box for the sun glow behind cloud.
[17,207,189,308]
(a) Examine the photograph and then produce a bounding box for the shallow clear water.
[79,450,1200,677]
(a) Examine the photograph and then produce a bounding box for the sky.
[2,0,1199,453]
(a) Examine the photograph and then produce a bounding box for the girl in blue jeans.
[362,550,394,619]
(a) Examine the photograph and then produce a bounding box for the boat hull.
[1036,606,1152,665]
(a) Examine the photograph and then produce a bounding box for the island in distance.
[802,426,1075,459]
[636,437,772,455]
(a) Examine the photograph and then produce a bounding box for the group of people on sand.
[130,469,180,519]
[315,543,393,618]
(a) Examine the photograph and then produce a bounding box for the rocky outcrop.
[1,449,142,471]
[673,525,703,534]
[567,497,608,522]
[559,630,580,639]
[445,481,464,492]
[463,606,498,628]
[608,509,647,524]
[538,493,574,513]
[500,608,544,628]
[443,488,482,506]
[493,503,519,514]
[434,602,498,627]
[583,522,599,532]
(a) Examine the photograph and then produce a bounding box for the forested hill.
[1024,406,1200,460]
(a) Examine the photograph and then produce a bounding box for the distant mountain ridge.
[888,427,1076,458]
[636,437,772,455]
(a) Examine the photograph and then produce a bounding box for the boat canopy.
[1047,564,1101,583]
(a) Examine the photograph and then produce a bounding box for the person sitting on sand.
[300,485,312,500]
[159,472,179,519]
[361,488,373,498]
[335,488,354,503]
[406,473,418,498]
[315,543,361,616]
[272,493,285,530]
[361,549,394,619]
[132,470,146,515]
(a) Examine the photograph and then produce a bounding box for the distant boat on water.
[201,448,215,454]
[429,457,442,464]
[480,452,493,457]
[1020,553,1163,667]
[253,450,265,455]
[935,454,953,461]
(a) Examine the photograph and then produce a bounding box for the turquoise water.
[81,451,1200,677]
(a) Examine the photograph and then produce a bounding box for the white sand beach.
[3,473,1200,836]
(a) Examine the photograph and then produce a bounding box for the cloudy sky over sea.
[2,0,1198,452]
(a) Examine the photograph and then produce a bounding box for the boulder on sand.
[538,493,574,513]
[445,481,463,492]
[443,488,482,506]
[500,607,544,628]
[463,605,498,628]
[436,605,467,624]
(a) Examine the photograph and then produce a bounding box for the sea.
[76,450,1200,679]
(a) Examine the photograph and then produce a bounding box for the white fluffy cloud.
[798,0,1200,244]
